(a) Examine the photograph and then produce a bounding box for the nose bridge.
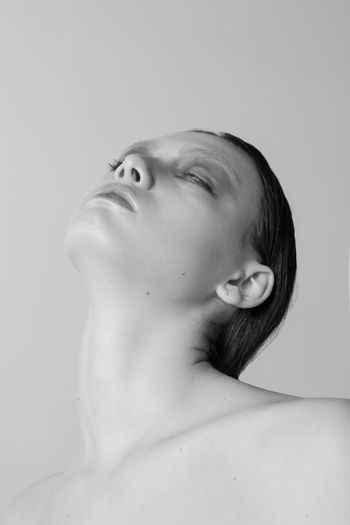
[120,153,153,189]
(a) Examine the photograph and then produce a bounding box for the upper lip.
[85,184,138,212]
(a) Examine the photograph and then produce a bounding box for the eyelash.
[107,159,214,195]
[108,158,123,172]
[178,171,214,194]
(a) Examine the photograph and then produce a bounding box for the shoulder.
[261,395,350,462]
[293,397,350,475]
[1,472,63,525]
[286,396,350,443]
[263,396,350,523]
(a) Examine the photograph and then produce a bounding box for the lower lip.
[92,194,134,211]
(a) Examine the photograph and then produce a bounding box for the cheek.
[149,207,240,286]
[130,194,248,300]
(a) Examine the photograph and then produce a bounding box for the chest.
[38,472,272,525]
[37,428,310,525]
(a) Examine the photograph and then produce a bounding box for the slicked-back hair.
[189,129,297,379]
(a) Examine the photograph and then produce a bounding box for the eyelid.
[183,166,216,189]
[178,168,216,196]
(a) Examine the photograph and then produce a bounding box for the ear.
[216,263,275,309]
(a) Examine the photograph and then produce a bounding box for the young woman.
[3,130,350,524]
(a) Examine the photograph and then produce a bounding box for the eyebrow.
[177,147,241,186]
[119,140,241,186]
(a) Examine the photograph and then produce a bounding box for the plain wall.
[0,0,349,513]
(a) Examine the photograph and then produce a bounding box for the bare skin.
[2,131,350,524]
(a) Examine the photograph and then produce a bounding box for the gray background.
[0,0,349,513]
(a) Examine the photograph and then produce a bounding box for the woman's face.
[65,131,262,308]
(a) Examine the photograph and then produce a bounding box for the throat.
[75,306,213,468]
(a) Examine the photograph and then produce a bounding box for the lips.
[95,192,134,211]
[84,183,138,212]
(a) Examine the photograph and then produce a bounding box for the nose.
[114,154,154,190]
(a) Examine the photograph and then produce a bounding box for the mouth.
[83,183,138,212]
[94,192,134,211]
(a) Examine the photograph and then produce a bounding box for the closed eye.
[177,171,214,194]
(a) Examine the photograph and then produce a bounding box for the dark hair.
[189,129,297,379]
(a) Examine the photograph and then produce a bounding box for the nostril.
[131,168,141,182]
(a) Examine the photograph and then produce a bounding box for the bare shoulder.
[256,394,350,463]
[240,382,350,437]
[284,395,350,444]
[259,396,350,524]
[0,472,63,525]
[290,397,350,477]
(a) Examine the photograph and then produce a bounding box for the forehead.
[159,131,249,164]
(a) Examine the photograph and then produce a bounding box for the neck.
[74,299,223,471]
